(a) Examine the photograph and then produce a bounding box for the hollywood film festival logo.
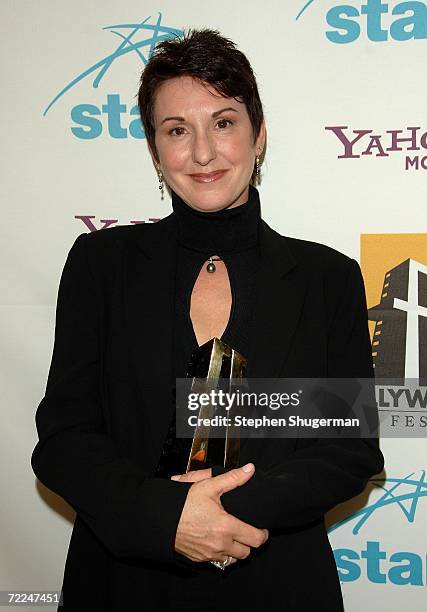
[362,243,427,435]
[43,13,182,140]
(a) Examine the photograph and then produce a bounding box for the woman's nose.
[192,131,216,166]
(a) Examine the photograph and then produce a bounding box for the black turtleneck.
[156,186,262,609]
[171,184,261,254]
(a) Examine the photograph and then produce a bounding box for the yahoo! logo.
[74,216,160,232]
[43,14,182,139]
[325,125,427,169]
[330,471,427,585]
[296,0,427,44]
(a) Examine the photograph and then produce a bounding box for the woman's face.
[152,76,265,212]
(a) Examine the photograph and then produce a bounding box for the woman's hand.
[172,464,269,566]
[171,467,237,565]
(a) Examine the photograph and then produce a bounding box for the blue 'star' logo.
[329,471,427,535]
[43,14,183,139]
[296,1,427,44]
[329,471,427,586]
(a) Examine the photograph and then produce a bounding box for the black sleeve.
[31,234,192,563]
[211,258,384,529]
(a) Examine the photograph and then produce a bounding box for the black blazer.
[31,212,384,611]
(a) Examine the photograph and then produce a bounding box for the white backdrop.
[1,1,426,609]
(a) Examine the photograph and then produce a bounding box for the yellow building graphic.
[360,234,427,386]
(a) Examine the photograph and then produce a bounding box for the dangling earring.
[157,167,164,200]
[255,155,261,185]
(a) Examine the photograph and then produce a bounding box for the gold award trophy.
[184,337,248,570]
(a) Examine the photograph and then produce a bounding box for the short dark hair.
[137,29,264,158]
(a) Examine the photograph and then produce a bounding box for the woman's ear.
[149,144,160,168]
[255,120,266,157]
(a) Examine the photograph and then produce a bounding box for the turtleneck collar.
[171,184,261,254]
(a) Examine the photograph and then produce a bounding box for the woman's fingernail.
[242,463,254,473]
[171,475,181,481]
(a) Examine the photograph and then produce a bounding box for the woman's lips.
[188,170,228,183]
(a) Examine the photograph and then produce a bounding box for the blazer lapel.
[124,214,179,468]
[246,220,307,378]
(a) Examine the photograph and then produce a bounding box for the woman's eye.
[216,119,233,129]
[169,126,186,136]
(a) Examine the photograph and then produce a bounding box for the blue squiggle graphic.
[43,13,182,116]
[296,0,316,20]
[328,471,427,535]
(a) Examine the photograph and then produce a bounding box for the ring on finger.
[210,555,233,571]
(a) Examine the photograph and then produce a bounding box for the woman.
[31,29,384,611]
